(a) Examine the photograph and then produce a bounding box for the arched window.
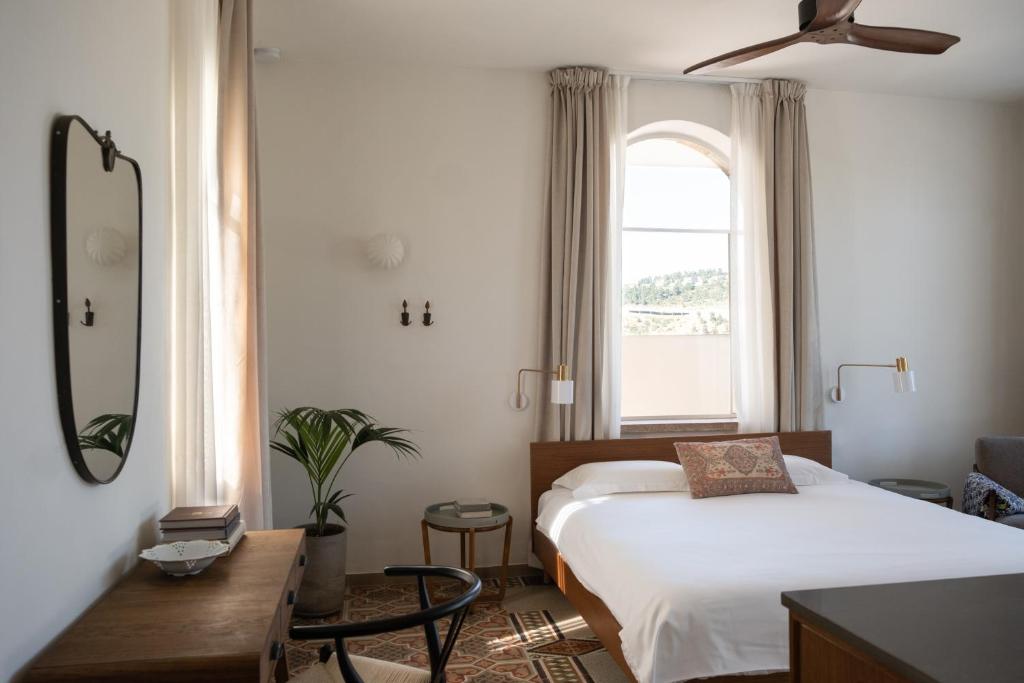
[621,122,733,421]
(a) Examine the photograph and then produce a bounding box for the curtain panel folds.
[170,0,270,528]
[538,67,628,442]
[730,80,823,432]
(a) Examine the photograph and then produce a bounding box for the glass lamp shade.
[550,379,574,405]
[893,370,916,393]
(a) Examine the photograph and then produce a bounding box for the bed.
[530,431,1024,683]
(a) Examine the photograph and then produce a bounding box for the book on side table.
[454,498,493,519]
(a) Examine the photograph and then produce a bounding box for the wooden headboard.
[529,431,832,523]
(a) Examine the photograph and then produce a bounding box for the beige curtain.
[768,81,822,431]
[730,80,822,432]
[171,0,270,528]
[538,67,628,442]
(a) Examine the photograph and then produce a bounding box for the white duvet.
[536,481,1024,683]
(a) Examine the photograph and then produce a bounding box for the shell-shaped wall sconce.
[85,227,128,266]
[365,233,405,269]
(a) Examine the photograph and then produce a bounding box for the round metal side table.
[869,478,953,508]
[421,502,512,603]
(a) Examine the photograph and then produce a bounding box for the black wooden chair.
[288,565,481,683]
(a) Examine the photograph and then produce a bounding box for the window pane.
[623,138,729,231]
[621,228,731,417]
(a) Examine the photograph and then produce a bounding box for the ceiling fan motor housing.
[798,0,854,31]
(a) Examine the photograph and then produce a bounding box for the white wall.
[257,62,548,572]
[628,79,731,134]
[0,2,170,678]
[810,90,1024,500]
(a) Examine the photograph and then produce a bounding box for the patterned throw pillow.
[674,436,798,499]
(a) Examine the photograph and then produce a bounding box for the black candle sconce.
[422,301,434,327]
[400,300,412,326]
[81,298,95,327]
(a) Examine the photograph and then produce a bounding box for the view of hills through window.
[622,137,730,338]
[623,267,729,335]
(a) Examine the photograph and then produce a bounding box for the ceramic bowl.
[140,540,229,577]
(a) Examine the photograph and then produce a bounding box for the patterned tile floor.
[287,576,629,682]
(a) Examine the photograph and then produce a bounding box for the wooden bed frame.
[530,431,833,683]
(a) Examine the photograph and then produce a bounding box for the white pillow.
[784,454,849,486]
[553,460,686,499]
[553,456,847,499]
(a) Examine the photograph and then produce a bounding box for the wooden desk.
[784,573,1024,683]
[26,529,306,683]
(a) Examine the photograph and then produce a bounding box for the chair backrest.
[289,565,482,683]
[976,437,1024,496]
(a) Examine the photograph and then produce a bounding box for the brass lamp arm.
[509,363,571,411]
[516,368,558,396]
[832,357,911,403]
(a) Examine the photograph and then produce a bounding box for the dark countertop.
[782,573,1024,683]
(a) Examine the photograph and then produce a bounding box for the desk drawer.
[280,537,307,634]
[263,606,287,683]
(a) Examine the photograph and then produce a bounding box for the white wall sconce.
[831,356,916,403]
[365,233,405,269]
[509,363,574,410]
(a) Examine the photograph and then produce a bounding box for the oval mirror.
[51,115,142,484]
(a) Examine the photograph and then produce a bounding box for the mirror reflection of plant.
[77,413,134,458]
[270,407,420,537]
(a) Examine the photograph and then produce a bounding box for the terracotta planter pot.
[294,524,347,617]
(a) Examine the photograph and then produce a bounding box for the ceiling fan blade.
[685,32,805,74]
[801,0,863,31]
[845,24,961,54]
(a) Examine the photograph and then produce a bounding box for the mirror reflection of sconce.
[422,301,434,327]
[99,130,118,172]
[830,356,916,403]
[81,298,95,327]
[400,300,411,326]
[509,363,574,410]
[85,227,128,266]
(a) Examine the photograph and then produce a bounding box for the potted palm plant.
[270,407,419,616]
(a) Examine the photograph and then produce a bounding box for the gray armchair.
[975,437,1024,529]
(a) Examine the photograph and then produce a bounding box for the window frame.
[620,126,736,424]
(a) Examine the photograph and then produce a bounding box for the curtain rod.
[609,70,762,86]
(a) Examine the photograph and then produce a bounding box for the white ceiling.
[255,0,1024,102]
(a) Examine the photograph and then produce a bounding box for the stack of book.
[454,498,493,519]
[159,504,246,553]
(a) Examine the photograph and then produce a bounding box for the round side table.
[869,478,953,508]
[421,503,513,603]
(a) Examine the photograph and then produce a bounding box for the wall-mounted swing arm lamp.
[831,356,916,403]
[509,364,574,410]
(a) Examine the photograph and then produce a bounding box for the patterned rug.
[287,576,629,682]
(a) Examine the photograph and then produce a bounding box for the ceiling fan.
[685,0,960,74]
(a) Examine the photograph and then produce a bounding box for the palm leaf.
[77,413,134,458]
[270,407,419,535]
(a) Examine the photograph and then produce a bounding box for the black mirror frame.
[50,114,143,485]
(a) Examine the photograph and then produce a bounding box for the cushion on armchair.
[963,471,1024,523]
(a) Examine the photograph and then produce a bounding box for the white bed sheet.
[536,482,1024,682]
